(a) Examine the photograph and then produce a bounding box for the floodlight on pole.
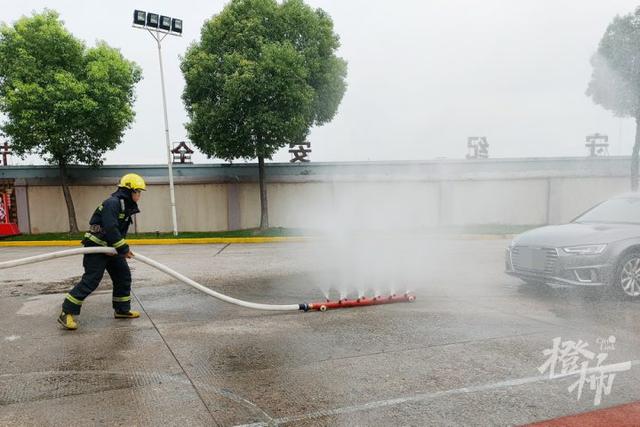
[159,16,172,31]
[132,10,182,236]
[133,10,146,26]
[171,19,183,34]
[146,13,159,28]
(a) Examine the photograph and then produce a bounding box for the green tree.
[0,11,142,232]
[181,0,347,228]
[587,8,640,190]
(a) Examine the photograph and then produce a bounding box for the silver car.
[505,192,640,299]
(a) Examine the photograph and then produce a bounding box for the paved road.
[1,239,639,426]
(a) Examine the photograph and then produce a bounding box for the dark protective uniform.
[62,188,140,315]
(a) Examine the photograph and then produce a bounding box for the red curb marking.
[524,401,640,426]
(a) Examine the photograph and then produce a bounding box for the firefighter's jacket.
[83,188,140,255]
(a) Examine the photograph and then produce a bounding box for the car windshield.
[574,197,640,224]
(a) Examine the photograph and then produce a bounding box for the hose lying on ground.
[0,247,303,311]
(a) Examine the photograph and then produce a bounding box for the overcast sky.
[3,0,640,165]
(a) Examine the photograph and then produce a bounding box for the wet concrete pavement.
[1,240,640,426]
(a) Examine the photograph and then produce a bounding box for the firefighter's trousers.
[62,253,132,314]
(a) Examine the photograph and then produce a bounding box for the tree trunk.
[258,156,269,230]
[59,162,79,233]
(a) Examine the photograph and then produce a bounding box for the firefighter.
[58,173,146,330]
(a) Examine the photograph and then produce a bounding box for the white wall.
[24,176,631,233]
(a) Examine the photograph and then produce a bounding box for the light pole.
[132,10,182,236]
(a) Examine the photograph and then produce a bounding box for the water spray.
[0,247,416,312]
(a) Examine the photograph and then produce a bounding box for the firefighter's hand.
[124,251,134,259]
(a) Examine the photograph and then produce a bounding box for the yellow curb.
[127,237,309,245]
[0,236,309,247]
[0,234,516,247]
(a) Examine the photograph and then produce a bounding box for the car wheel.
[613,252,640,299]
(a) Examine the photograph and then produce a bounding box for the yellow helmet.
[119,173,146,191]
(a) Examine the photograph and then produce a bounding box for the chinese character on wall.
[171,141,194,164]
[585,133,609,157]
[289,141,311,163]
[466,137,489,159]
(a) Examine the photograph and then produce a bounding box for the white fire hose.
[0,247,306,311]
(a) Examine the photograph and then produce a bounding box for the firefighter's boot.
[58,311,78,330]
[114,310,140,319]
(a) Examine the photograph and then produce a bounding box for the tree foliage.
[587,8,640,190]
[0,10,142,166]
[182,0,347,160]
[587,9,640,117]
[0,10,142,230]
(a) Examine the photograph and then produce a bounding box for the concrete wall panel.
[135,184,227,232]
[548,177,629,224]
[17,163,638,234]
[268,183,336,229]
[28,185,113,233]
[441,180,548,226]
[331,181,440,230]
[238,183,260,229]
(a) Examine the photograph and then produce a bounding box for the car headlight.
[562,244,607,255]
